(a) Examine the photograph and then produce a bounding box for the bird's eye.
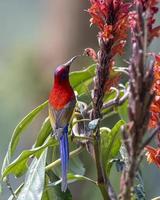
[61,72,67,80]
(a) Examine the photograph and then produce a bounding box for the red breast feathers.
[49,65,75,110]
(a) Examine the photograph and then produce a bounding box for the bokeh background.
[0,1,160,200]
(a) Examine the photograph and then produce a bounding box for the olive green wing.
[48,99,76,130]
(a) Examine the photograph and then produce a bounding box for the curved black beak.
[63,55,80,68]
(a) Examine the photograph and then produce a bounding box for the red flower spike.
[150,26,160,41]
[133,0,159,43]
[145,146,160,167]
[111,40,126,56]
[100,25,113,41]
[128,11,138,31]
[88,0,130,57]
[87,0,130,99]
[149,55,160,128]
[113,0,121,10]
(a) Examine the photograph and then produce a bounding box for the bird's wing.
[48,98,76,130]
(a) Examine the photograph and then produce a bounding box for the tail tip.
[61,180,68,192]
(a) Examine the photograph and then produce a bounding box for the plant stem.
[6,177,17,199]
[93,136,110,200]
[73,135,94,141]
[120,2,155,199]
[45,146,83,172]
[93,134,117,200]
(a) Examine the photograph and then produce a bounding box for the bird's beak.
[63,55,79,69]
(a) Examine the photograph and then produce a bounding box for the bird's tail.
[60,125,69,192]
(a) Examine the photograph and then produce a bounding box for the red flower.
[111,40,126,56]
[100,24,113,41]
[88,1,107,30]
[145,146,160,167]
[128,11,138,31]
[149,55,160,128]
[104,61,120,91]
[87,1,130,94]
[150,26,160,42]
[88,0,130,56]
[84,48,97,61]
[134,0,160,42]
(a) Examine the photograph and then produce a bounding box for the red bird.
[48,56,77,192]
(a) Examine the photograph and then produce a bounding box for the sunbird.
[48,56,77,192]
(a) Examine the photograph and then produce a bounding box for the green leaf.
[67,173,95,184]
[117,99,128,122]
[44,170,72,200]
[100,120,125,174]
[0,182,2,194]
[70,64,96,95]
[52,143,85,178]
[69,156,85,175]
[2,137,57,179]
[17,149,48,200]
[77,93,92,105]
[103,91,117,103]
[42,188,52,200]
[152,197,160,200]
[42,186,54,200]
[34,117,52,148]
[53,155,85,180]
[1,101,48,175]
[48,173,96,187]
[42,175,54,200]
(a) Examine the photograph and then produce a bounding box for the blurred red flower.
[149,55,160,128]
[145,146,160,167]
[134,0,160,42]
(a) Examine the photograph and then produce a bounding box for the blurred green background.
[0,1,160,200]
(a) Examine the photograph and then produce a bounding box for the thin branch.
[141,126,160,150]
[6,177,17,199]
[8,183,24,200]
[72,119,90,127]
[72,135,94,142]
[113,67,129,76]
[103,89,129,110]
[103,110,117,119]
[45,146,84,172]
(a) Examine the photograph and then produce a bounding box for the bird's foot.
[54,128,64,140]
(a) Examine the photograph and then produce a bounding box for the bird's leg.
[51,130,55,137]
[54,128,64,140]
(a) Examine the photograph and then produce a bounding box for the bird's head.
[54,56,78,83]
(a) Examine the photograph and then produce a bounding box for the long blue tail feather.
[64,127,69,160]
[60,125,69,192]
